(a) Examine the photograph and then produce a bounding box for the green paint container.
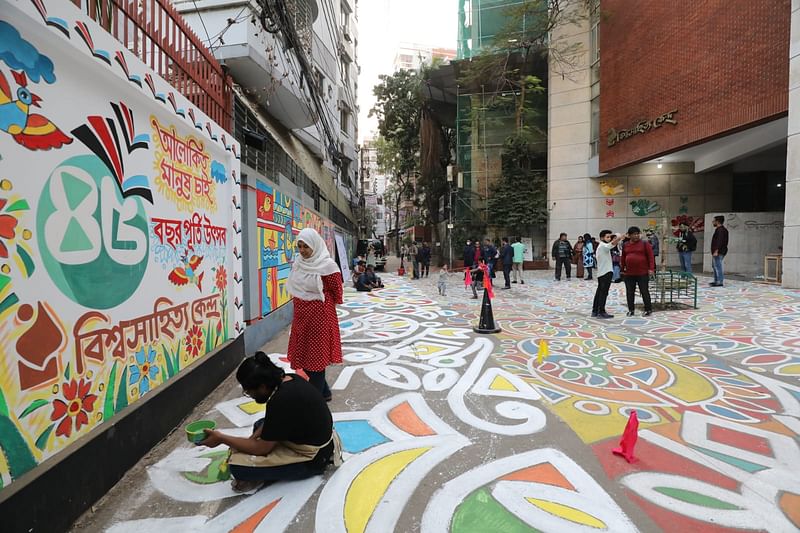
[185,420,216,444]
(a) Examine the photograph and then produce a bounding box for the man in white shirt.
[592,229,623,319]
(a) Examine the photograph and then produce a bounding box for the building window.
[340,108,350,134]
[590,94,600,157]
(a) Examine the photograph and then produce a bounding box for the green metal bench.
[650,270,698,309]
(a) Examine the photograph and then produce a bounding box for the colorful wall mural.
[0,0,242,490]
[255,179,337,317]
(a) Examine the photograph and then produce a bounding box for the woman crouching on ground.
[200,352,340,492]
[286,227,343,401]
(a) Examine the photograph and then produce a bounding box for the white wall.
[783,0,800,287]
[704,213,785,278]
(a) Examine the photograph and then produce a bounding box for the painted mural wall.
[255,179,338,316]
[0,0,242,490]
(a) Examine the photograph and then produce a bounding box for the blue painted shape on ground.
[335,420,388,453]
[705,403,751,421]
[691,445,768,473]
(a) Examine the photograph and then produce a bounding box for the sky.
[356,0,457,143]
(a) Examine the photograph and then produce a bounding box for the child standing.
[437,265,449,296]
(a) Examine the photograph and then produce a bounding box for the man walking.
[676,222,697,272]
[621,226,655,316]
[592,230,622,318]
[409,241,420,279]
[551,233,573,281]
[511,237,525,284]
[463,239,474,269]
[482,238,497,278]
[500,238,514,289]
[710,215,729,286]
[420,242,432,278]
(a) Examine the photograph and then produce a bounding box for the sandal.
[231,479,265,493]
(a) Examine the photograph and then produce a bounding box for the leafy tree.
[375,137,413,255]
[487,135,548,235]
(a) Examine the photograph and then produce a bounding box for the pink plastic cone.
[612,410,639,463]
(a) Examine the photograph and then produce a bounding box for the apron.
[227,428,343,468]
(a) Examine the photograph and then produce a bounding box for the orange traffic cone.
[612,410,639,463]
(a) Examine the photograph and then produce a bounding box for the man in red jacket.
[621,226,655,317]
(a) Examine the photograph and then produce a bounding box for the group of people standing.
[462,237,527,289]
[400,241,431,279]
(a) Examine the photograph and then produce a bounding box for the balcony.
[74,0,232,130]
[175,0,319,131]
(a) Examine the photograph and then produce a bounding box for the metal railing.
[75,0,232,131]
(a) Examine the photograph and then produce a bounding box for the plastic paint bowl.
[185,420,216,444]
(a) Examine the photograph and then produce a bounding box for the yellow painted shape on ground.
[389,321,406,328]
[490,374,519,392]
[344,447,430,533]
[238,400,263,415]
[548,399,664,443]
[415,344,447,356]
[526,497,606,529]
[776,363,800,376]
[659,360,717,403]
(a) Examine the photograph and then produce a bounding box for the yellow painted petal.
[490,375,519,392]
[659,360,717,403]
[345,448,430,533]
[776,363,800,376]
[238,400,263,414]
[526,497,606,529]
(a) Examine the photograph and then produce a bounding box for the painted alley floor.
[72,270,800,532]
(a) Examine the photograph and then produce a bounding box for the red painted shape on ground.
[388,401,436,436]
[593,437,740,492]
[708,425,773,457]
[500,462,575,491]
[626,491,745,533]
[779,492,800,528]
[230,498,281,533]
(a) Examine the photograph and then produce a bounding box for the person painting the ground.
[286,227,343,401]
[592,230,622,319]
[199,352,340,492]
[621,226,655,317]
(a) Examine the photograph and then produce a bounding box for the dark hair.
[714,215,725,224]
[236,351,285,390]
[628,226,641,234]
[559,232,567,238]
[502,237,509,243]
[583,233,591,242]
[599,230,613,238]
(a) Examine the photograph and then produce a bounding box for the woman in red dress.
[286,228,343,401]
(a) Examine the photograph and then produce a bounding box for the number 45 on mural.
[0,69,71,150]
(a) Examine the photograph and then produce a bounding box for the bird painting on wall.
[0,70,71,150]
[168,254,204,291]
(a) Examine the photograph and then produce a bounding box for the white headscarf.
[286,228,341,302]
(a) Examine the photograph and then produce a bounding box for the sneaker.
[598,313,614,319]
[591,312,598,317]
[521,280,525,284]
[643,311,652,317]
[502,286,510,290]
[567,277,572,280]
[231,479,265,493]
[512,281,518,284]
[709,282,720,286]
[626,311,634,317]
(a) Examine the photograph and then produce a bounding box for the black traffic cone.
[473,288,501,334]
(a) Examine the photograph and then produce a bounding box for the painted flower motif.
[129,346,159,395]
[50,378,98,438]
[186,324,204,358]
[215,265,227,292]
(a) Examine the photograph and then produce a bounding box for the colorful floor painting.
[86,271,799,532]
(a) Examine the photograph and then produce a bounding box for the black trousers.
[592,272,613,314]
[305,369,331,399]
[624,275,652,312]
[503,264,511,287]
[555,257,571,279]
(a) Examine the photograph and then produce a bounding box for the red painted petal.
[56,416,72,438]
[63,379,78,400]
[78,379,91,399]
[51,399,67,421]
[75,410,89,431]
[82,394,98,412]
[0,215,17,239]
[0,240,8,259]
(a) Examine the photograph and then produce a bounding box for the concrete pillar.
[784,0,800,288]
